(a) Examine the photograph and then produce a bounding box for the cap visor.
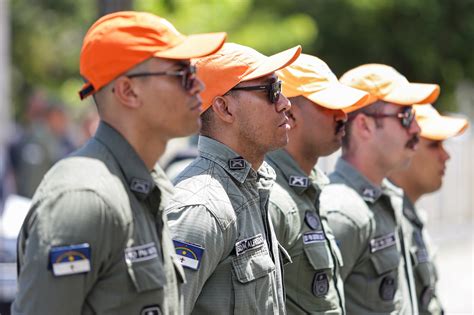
[242,46,302,81]
[419,116,469,140]
[384,82,440,105]
[154,32,226,59]
[305,83,369,110]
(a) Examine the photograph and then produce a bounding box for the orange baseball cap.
[277,54,369,110]
[414,104,469,140]
[340,64,440,111]
[79,11,227,100]
[195,43,302,112]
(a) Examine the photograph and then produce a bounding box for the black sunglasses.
[127,64,196,90]
[364,107,415,129]
[230,80,282,104]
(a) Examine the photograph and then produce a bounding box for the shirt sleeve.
[12,190,126,315]
[326,210,372,281]
[166,204,233,314]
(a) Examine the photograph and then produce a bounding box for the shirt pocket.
[294,241,339,311]
[410,248,435,311]
[127,257,166,293]
[367,245,401,312]
[232,246,276,314]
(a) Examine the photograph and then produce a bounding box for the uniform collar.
[402,194,424,228]
[94,121,156,201]
[266,149,329,195]
[198,136,275,184]
[334,157,382,203]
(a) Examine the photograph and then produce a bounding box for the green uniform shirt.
[320,158,416,315]
[166,136,286,315]
[401,195,444,314]
[12,122,183,315]
[266,149,345,315]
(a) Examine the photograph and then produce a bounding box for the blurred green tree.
[10,0,474,117]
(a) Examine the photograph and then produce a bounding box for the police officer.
[265,54,368,314]
[12,11,226,314]
[165,43,301,314]
[320,64,440,314]
[389,104,468,314]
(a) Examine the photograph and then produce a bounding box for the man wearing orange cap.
[320,64,440,314]
[265,54,368,314]
[389,104,468,314]
[12,11,226,314]
[165,42,301,314]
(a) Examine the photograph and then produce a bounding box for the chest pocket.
[366,243,401,312]
[232,246,276,314]
[127,256,166,293]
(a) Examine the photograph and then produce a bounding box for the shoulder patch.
[173,240,204,270]
[49,243,91,276]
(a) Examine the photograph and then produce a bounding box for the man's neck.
[285,146,318,176]
[389,176,422,203]
[343,154,386,187]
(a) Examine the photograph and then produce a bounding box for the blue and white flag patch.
[49,243,91,276]
[173,240,204,270]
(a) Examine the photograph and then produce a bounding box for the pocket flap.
[232,248,275,283]
[127,258,166,292]
[304,241,333,271]
[370,246,400,275]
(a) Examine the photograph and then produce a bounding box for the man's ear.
[211,95,235,123]
[112,76,141,109]
[354,113,375,140]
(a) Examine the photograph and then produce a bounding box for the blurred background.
[0,0,473,314]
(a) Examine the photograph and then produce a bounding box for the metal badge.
[304,210,321,230]
[362,187,376,202]
[312,272,329,297]
[141,305,161,315]
[420,286,434,310]
[379,276,396,301]
[130,178,151,194]
[228,158,246,170]
[289,175,309,187]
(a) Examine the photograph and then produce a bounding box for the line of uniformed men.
[12,10,468,315]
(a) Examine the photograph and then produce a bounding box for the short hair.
[342,100,387,149]
[200,107,214,136]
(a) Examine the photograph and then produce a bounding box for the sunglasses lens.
[270,81,281,104]
[184,65,196,90]
[402,109,414,128]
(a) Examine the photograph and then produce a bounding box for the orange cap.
[414,104,469,140]
[195,43,302,112]
[79,11,226,100]
[340,64,440,111]
[277,54,369,110]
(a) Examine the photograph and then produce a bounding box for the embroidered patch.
[228,158,246,170]
[173,240,204,270]
[304,210,321,230]
[362,187,377,201]
[49,243,91,276]
[289,175,309,187]
[125,242,158,263]
[141,305,162,315]
[130,178,151,194]
[416,248,429,264]
[370,232,396,253]
[235,234,264,256]
[303,231,325,244]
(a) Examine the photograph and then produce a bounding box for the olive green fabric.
[166,136,286,314]
[266,149,345,315]
[401,195,444,314]
[320,158,417,315]
[12,122,183,315]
